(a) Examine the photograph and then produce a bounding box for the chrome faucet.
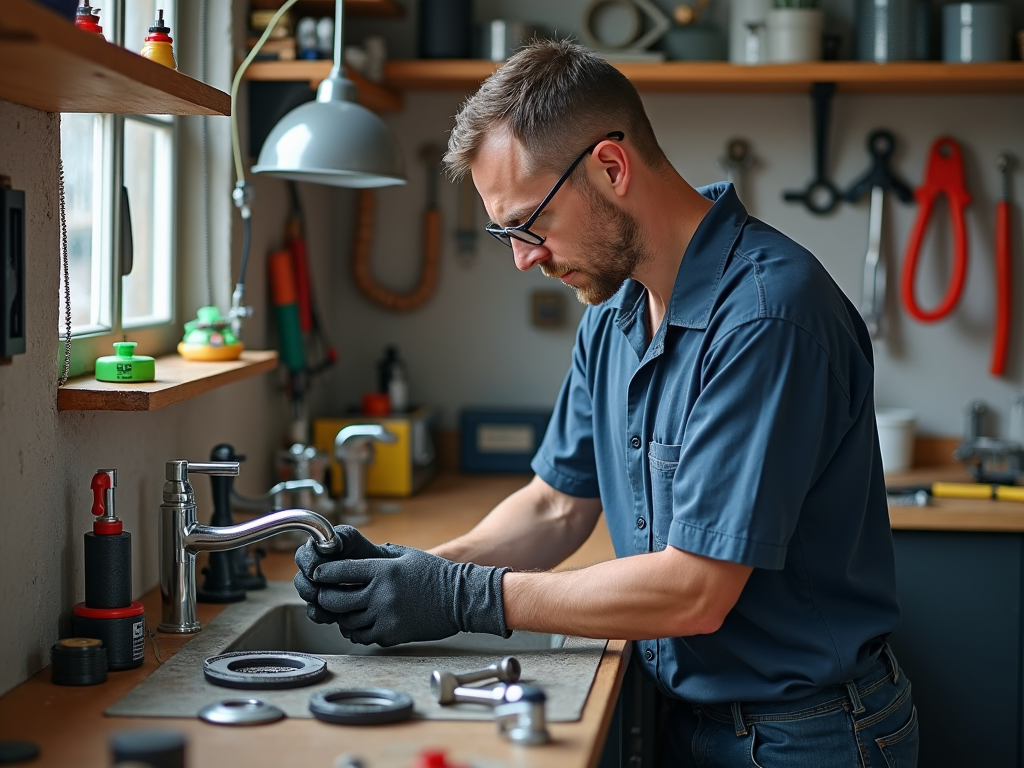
[335,425,397,523]
[158,459,340,634]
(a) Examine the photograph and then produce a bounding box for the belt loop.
[845,681,865,714]
[883,644,900,683]
[731,702,748,737]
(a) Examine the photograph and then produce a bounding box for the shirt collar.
[666,182,747,329]
[607,183,747,331]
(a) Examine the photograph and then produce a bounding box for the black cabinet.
[890,530,1024,768]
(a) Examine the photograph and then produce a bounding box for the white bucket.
[876,408,916,474]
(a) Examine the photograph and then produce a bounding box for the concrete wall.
[2,0,1023,696]
[0,0,288,696]
[290,90,1024,437]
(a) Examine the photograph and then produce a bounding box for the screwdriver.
[990,153,1013,376]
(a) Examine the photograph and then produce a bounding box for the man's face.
[472,132,648,305]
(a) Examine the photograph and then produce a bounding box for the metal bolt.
[430,656,521,705]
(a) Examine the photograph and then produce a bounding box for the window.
[59,0,178,376]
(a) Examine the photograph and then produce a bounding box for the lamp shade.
[251,80,406,188]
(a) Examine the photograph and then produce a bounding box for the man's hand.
[294,526,389,624]
[294,527,509,647]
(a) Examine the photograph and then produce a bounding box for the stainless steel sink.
[108,581,605,722]
[227,603,566,656]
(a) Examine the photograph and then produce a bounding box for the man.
[295,40,917,766]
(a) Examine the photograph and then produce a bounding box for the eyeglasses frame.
[484,131,625,248]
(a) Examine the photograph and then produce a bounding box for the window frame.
[61,2,180,378]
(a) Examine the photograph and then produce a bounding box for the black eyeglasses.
[485,131,625,248]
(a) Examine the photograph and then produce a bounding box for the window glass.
[123,117,174,328]
[124,1,176,56]
[59,113,113,334]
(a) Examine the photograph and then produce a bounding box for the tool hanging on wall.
[352,144,442,311]
[991,153,1013,376]
[901,136,971,323]
[843,129,913,340]
[783,82,843,216]
[718,138,756,207]
[286,182,336,378]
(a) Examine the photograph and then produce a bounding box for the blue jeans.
[659,646,919,767]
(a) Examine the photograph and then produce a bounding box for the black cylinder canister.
[84,530,132,608]
[72,605,145,670]
[68,469,146,671]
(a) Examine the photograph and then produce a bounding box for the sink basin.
[227,604,566,656]
[108,581,605,723]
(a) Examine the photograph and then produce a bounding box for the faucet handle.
[164,460,241,482]
[189,461,240,477]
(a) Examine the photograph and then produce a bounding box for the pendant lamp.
[249,0,406,188]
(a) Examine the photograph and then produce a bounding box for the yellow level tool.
[929,482,1024,502]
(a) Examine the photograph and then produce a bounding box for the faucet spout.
[157,458,340,635]
[186,508,340,555]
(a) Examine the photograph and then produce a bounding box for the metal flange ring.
[197,698,286,726]
[309,688,414,725]
[203,651,328,690]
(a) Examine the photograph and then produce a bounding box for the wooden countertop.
[0,474,626,768]
[3,467,1019,766]
[887,466,1024,533]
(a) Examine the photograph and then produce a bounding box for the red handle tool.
[901,137,972,323]
[991,154,1013,376]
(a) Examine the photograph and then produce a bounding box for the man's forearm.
[430,476,603,571]
[502,547,753,640]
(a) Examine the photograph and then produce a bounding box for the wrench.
[843,130,913,339]
[718,138,756,207]
[783,83,843,216]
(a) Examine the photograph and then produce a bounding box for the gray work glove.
[293,526,510,647]
[294,526,389,624]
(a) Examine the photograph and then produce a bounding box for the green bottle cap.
[95,342,156,382]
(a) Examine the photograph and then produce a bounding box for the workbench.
[0,474,626,768]
[2,468,1023,767]
[885,466,1024,768]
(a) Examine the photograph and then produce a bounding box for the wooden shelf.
[0,0,230,115]
[250,0,403,17]
[381,59,1024,94]
[243,61,402,111]
[243,59,1024,96]
[57,350,278,412]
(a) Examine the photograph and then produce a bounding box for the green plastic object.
[182,306,240,346]
[95,342,156,382]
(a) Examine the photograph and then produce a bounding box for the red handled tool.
[901,137,971,323]
[991,154,1013,376]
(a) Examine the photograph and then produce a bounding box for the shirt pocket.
[648,441,682,550]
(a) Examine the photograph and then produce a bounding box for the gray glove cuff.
[455,563,512,638]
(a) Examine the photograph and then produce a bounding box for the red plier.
[901,137,971,323]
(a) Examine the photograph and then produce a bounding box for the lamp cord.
[229,0,302,187]
[199,0,213,307]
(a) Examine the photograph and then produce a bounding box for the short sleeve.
[668,318,846,570]
[531,315,601,498]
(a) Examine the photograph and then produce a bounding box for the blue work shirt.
[531,183,900,704]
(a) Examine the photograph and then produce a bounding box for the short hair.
[443,39,668,182]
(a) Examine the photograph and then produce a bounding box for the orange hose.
[352,190,440,312]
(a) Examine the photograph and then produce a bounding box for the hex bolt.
[430,656,521,705]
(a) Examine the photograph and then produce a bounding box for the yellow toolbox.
[313,407,438,497]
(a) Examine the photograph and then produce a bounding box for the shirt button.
[645,648,655,662]
[637,517,646,530]
[630,436,641,449]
